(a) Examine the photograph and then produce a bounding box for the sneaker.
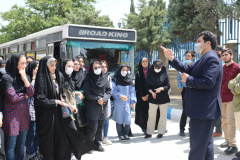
[224,146,238,155]
[213,132,222,137]
[102,137,112,145]
[235,151,240,158]
[221,141,229,148]
[124,135,130,141]
[157,134,163,138]
[119,136,126,141]
[144,134,152,139]
[180,130,185,136]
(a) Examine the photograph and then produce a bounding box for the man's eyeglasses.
[74,64,80,66]
[94,66,101,70]
[102,66,107,68]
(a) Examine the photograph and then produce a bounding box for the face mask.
[154,68,161,73]
[185,60,192,64]
[94,68,102,75]
[128,71,131,74]
[194,43,206,55]
[121,71,128,77]
[65,67,73,75]
[222,60,225,65]
[0,68,6,74]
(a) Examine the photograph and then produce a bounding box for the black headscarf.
[35,56,61,100]
[5,53,27,93]
[146,59,168,86]
[0,60,6,80]
[60,59,75,92]
[85,60,108,88]
[26,60,38,82]
[114,64,133,86]
[71,68,85,91]
[138,58,150,80]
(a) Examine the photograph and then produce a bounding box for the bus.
[0,24,137,76]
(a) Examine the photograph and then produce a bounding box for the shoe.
[221,141,229,148]
[124,135,130,140]
[224,146,238,155]
[119,136,126,141]
[144,134,152,139]
[157,134,163,138]
[128,133,134,137]
[94,145,105,152]
[233,158,240,160]
[88,150,93,154]
[235,151,240,158]
[213,132,222,137]
[102,137,112,145]
[180,130,185,136]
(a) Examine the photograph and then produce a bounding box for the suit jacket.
[170,50,223,119]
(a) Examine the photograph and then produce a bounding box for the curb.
[167,107,183,121]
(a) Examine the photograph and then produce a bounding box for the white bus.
[0,24,137,76]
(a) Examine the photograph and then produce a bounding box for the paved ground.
[82,114,239,160]
[82,95,238,160]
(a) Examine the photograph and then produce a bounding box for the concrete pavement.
[81,113,239,160]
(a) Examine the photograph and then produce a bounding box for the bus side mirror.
[60,42,66,59]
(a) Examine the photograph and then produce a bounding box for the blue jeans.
[104,117,109,137]
[26,121,39,157]
[5,131,28,160]
[116,123,130,137]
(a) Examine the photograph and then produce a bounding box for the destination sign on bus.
[68,26,136,42]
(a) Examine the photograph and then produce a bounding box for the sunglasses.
[94,66,101,70]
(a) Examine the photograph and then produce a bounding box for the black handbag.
[75,94,87,127]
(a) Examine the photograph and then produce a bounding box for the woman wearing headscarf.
[34,56,93,160]
[112,64,136,141]
[0,60,6,81]
[72,58,87,129]
[145,59,170,139]
[84,60,112,152]
[135,58,150,134]
[0,59,6,160]
[1,53,34,160]
[61,58,94,159]
[101,60,112,145]
[25,60,40,160]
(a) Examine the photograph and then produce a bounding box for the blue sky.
[0,0,169,28]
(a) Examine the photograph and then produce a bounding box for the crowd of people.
[1,30,240,160]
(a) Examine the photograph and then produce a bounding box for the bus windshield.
[66,41,134,76]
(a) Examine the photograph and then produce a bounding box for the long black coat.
[83,79,112,120]
[135,71,149,129]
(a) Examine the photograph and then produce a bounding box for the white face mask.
[94,68,102,75]
[154,68,161,73]
[0,68,6,74]
[65,67,73,75]
[121,71,128,77]
[128,71,131,74]
[194,43,206,55]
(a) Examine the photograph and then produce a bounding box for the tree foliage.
[0,0,112,44]
[62,4,113,27]
[123,0,170,57]
[167,0,231,43]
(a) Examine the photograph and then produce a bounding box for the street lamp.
[118,20,121,28]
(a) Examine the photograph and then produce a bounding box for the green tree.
[124,0,170,58]
[167,0,225,43]
[0,0,100,44]
[62,4,113,27]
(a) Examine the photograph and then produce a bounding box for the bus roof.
[0,24,137,48]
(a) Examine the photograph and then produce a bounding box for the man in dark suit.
[161,31,223,160]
